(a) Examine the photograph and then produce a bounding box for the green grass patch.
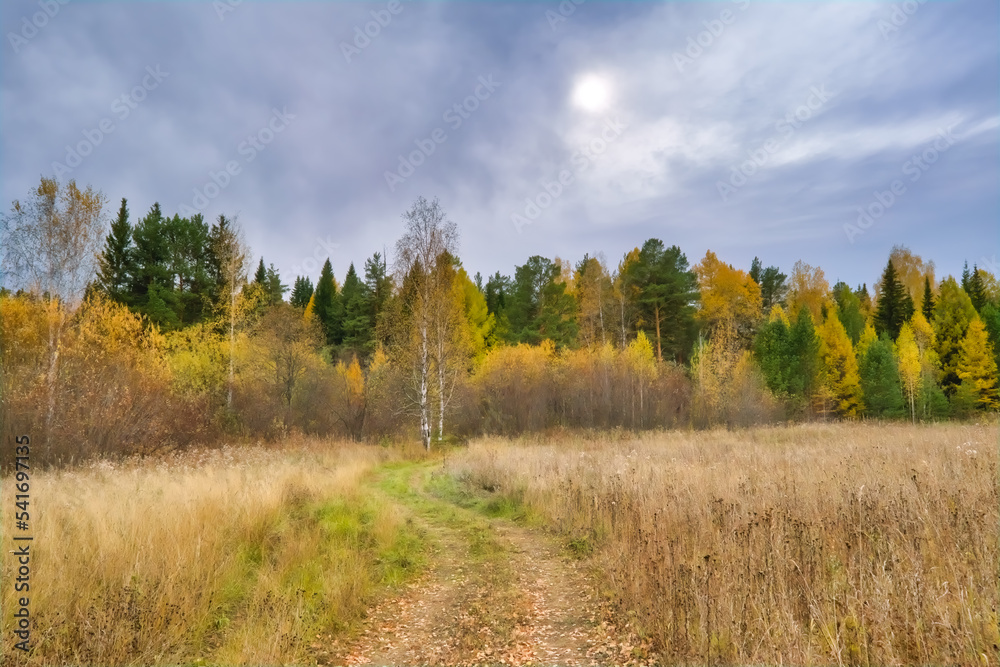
[425,467,539,525]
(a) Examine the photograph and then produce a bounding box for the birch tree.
[208,214,251,409]
[392,196,458,450]
[1,178,107,442]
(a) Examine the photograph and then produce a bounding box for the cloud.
[1,0,995,286]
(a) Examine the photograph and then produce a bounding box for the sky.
[2,0,997,291]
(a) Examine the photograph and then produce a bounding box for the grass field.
[447,423,1000,666]
[0,437,428,665]
[2,423,997,666]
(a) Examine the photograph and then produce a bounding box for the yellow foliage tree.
[333,356,367,439]
[623,331,658,426]
[817,313,863,418]
[304,292,317,322]
[956,317,999,410]
[787,260,830,323]
[455,267,494,363]
[693,250,763,333]
[768,304,790,326]
[164,324,229,398]
[896,322,921,422]
[888,245,935,302]
[856,323,878,361]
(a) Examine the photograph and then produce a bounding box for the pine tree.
[859,334,905,418]
[956,317,999,410]
[749,257,788,312]
[921,275,935,321]
[874,259,914,340]
[622,239,698,362]
[817,311,863,417]
[290,276,314,308]
[95,197,134,304]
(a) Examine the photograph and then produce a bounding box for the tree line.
[2,178,998,462]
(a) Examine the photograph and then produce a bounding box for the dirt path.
[327,463,643,667]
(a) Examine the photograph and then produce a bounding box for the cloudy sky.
[2,0,996,290]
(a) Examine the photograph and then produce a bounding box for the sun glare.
[571,74,612,113]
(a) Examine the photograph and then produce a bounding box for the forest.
[1,177,998,465]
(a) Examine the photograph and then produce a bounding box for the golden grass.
[1,437,424,665]
[448,423,1000,666]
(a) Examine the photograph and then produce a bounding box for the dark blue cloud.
[2,0,996,288]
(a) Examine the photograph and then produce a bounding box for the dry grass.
[447,423,1000,666]
[1,437,426,665]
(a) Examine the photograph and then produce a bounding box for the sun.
[571,74,613,113]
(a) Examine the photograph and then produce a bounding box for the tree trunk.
[228,288,236,409]
[44,301,64,445]
[437,349,445,441]
[654,303,663,362]
[420,321,431,450]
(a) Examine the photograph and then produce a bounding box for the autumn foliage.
[2,180,998,465]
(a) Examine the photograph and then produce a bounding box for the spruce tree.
[859,334,905,418]
[130,203,181,328]
[874,259,914,340]
[921,275,935,321]
[967,266,987,313]
[340,263,372,352]
[313,258,343,346]
[854,283,873,320]
[265,264,287,303]
[253,258,267,285]
[832,281,865,344]
[363,252,393,345]
[788,306,820,401]
[95,197,134,304]
[290,276,314,308]
[754,315,792,396]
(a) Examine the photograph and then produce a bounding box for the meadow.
[0,437,427,665]
[1,422,997,666]
[447,422,1000,666]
